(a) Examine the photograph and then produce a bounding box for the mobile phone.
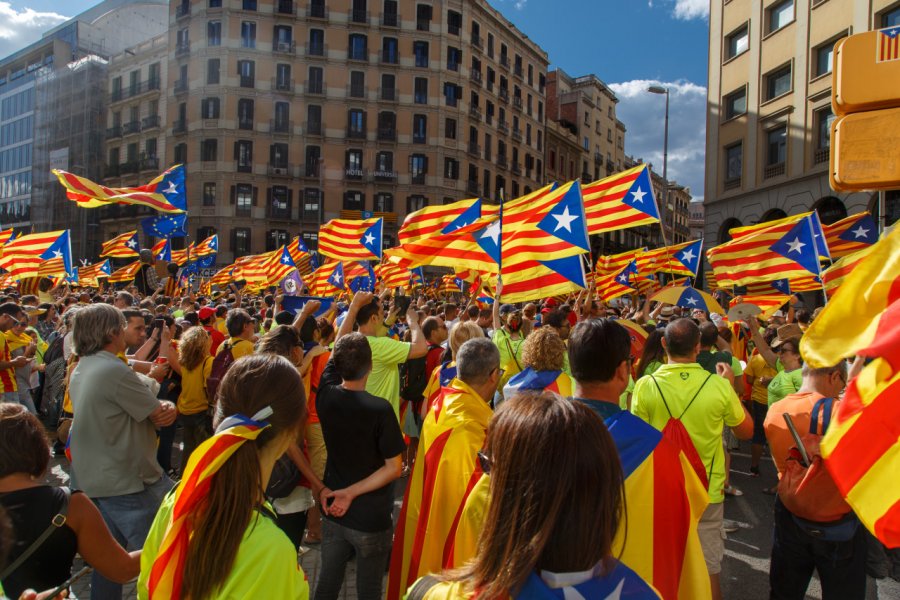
[43,565,92,599]
[395,295,412,314]
[153,318,165,329]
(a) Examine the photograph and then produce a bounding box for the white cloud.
[609,79,707,202]
[495,0,527,10]
[0,3,69,58]
[672,0,709,20]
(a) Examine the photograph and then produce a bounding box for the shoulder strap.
[407,575,441,600]
[504,336,522,371]
[0,487,71,581]
[809,397,834,436]
[679,373,713,419]
[648,375,674,419]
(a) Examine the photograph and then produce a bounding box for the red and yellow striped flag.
[730,294,791,319]
[170,243,196,266]
[287,237,313,276]
[101,231,140,258]
[108,261,141,283]
[582,164,661,236]
[823,212,878,259]
[821,246,876,297]
[52,164,186,213]
[375,261,411,290]
[0,228,14,249]
[398,197,497,245]
[318,217,382,262]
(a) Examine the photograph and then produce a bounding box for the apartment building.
[156,0,548,261]
[689,200,705,241]
[704,0,900,245]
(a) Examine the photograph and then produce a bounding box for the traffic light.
[830,26,900,192]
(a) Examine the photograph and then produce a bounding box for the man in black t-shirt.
[315,332,405,600]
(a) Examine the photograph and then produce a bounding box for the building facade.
[155,0,548,262]
[704,0,900,245]
[689,200,704,241]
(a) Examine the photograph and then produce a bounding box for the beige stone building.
[125,0,551,261]
[704,0,900,245]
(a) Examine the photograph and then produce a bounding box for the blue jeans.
[90,476,173,600]
[314,518,392,600]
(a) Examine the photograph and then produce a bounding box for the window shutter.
[230,185,236,204]
[252,186,258,206]
[287,189,293,214]
[233,140,240,161]
[266,187,272,209]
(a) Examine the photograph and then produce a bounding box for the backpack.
[649,373,713,489]
[206,341,243,402]
[777,398,854,530]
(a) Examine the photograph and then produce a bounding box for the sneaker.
[749,466,760,477]
[723,519,741,533]
[724,484,744,497]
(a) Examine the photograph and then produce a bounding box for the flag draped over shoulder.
[318,217,383,262]
[582,164,661,236]
[386,379,492,600]
[52,164,187,214]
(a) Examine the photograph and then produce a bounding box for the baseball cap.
[198,307,216,320]
[499,304,516,316]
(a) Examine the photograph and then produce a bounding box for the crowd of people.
[0,275,896,600]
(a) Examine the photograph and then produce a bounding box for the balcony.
[498,121,509,134]
[238,119,254,131]
[270,119,293,135]
[272,77,295,93]
[466,180,479,195]
[175,3,190,18]
[236,161,253,174]
[122,121,141,136]
[514,65,523,79]
[500,55,510,69]
[239,75,255,88]
[304,80,324,95]
[142,115,161,130]
[304,121,323,136]
[344,167,365,180]
[411,173,426,185]
[496,155,508,170]
[268,164,292,177]
[348,83,366,98]
[513,96,523,110]
[471,34,482,50]
[275,0,296,15]
[377,128,396,141]
[349,8,369,24]
[379,12,399,27]
[764,162,785,179]
[498,88,509,103]
[724,177,741,191]
[470,69,482,86]
[106,125,122,139]
[121,161,140,174]
[594,152,603,164]
[468,106,482,122]
[111,88,123,102]
[412,132,426,144]
[581,172,592,183]
[172,120,187,135]
[373,169,397,182]
[511,163,521,175]
[380,50,399,65]
[512,128,522,142]
[378,86,397,102]
[306,3,327,19]
[175,41,190,57]
[814,147,829,165]
[467,142,480,157]
[174,79,188,95]
[273,40,296,55]
[306,42,326,57]
[140,157,159,171]
[104,164,120,177]
[346,128,366,140]
[416,18,430,31]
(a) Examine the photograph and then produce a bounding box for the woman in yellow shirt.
[168,326,212,471]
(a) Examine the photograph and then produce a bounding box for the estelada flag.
[318,217,383,262]
[52,164,186,214]
[399,197,498,245]
[502,367,572,399]
[582,164,661,236]
[821,245,876,297]
[823,212,878,259]
[109,261,141,283]
[449,409,711,600]
[100,230,140,258]
[386,378,492,600]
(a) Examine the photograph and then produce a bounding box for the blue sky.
[1,0,710,199]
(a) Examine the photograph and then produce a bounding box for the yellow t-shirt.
[215,317,227,335]
[217,337,255,360]
[178,356,213,415]
[632,363,745,503]
[138,493,309,600]
[744,353,777,405]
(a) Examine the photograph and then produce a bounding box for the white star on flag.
[681,249,696,262]
[850,225,869,239]
[786,237,806,254]
[53,250,62,258]
[164,181,178,195]
[332,272,342,283]
[685,296,699,306]
[552,206,579,233]
[482,221,501,245]
[364,233,376,246]
[617,274,628,283]
[630,187,646,203]
[126,238,137,248]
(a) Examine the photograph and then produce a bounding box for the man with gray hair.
[68,303,176,599]
[387,338,500,596]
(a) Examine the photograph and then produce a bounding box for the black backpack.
[206,341,246,402]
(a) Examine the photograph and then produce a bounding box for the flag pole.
[498,188,504,303]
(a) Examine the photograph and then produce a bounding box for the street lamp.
[646,85,672,244]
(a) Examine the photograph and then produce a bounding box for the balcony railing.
[498,121,509,134]
[306,42,326,57]
[814,147,829,165]
[466,180,479,195]
[174,79,188,94]
[467,143,480,157]
[122,121,141,135]
[273,40,296,54]
[413,133,426,144]
[175,3,190,18]
[239,75,255,88]
[594,152,603,164]
[140,157,159,171]
[511,163,521,175]
[724,177,741,191]
[236,161,253,174]
[268,163,292,177]
[471,34,482,50]
[373,169,397,181]
[270,119,293,134]
[110,79,161,103]
[512,128,522,142]
[303,164,320,178]
[175,41,190,56]
[380,50,399,64]
[238,119,254,131]
[121,161,140,174]
[377,128,396,141]
[349,8,368,23]
[498,89,509,103]
[275,0,296,15]
[106,126,122,139]
[379,87,397,101]
[172,120,187,134]
[764,162,785,179]
[304,121,323,136]
[348,83,366,98]
[346,128,366,140]
[272,77,295,93]
[380,11,399,27]
[513,96,523,109]
[470,69,482,85]
[104,164,120,177]
[306,3,327,19]
[411,173,426,185]
[305,80,324,95]
[469,106,482,121]
[142,115,161,129]
[500,55,510,69]
[496,155,508,169]
[514,64,523,79]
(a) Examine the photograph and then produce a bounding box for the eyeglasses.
[477,451,492,474]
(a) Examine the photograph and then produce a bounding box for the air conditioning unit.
[272,167,287,176]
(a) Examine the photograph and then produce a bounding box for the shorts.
[305,422,327,479]
[751,401,768,445]
[698,501,726,575]
[402,403,422,437]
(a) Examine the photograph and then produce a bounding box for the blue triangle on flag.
[621,167,659,220]
[537,254,587,286]
[771,279,791,294]
[676,287,706,310]
[154,165,187,211]
[676,239,703,274]
[360,219,383,259]
[769,218,821,276]
[809,212,831,259]
[535,181,590,251]
[474,220,502,264]
[327,262,345,289]
[40,230,73,276]
[282,295,333,317]
[837,214,877,245]
[442,199,483,235]
[280,245,295,266]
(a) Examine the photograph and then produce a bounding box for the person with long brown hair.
[410,391,657,599]
[167,326,213,472]
[137,354,310,599]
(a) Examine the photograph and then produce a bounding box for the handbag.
[0,487,71,581]
[265,453,303,499]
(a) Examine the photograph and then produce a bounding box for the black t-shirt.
[697,349,733,375]
[317,361,406,532]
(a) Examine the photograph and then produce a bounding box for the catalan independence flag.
[0,228,15,248]
[193,234,219,257]
[375,261,412,291]
[101,230,140,258]
[729,210,831,260]
[877,25,900,63]
[822,212,878,258]
[502,367,572,399]
[263,245,297,286]
[319,217,382,262]
[77,259,112,285]
[286,237,313,276]
[170,243,195,266]
[398,197,499,245]
[596,261,638,301]
[52,164,186,214]
[109,260,141,283]
[821,246,875,297]
[582,164,661,236]
[449,409,711,600]
[0,230,73,280]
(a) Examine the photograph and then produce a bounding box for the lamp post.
[646,85,672,244]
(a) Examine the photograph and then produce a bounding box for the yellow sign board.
[832,27,900,116]
[830,107,900,191]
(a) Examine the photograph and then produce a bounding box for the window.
[238,60,255,87]
[345,149,363,178]
[203,182,216,206]
[349,34,368,61]
[448,10,461,35]
[413,41,429,67]
[208,21,222,46]
[382,37,398,63]
[274,25,293,51]
[235,184,253,216]
[174,143,187,164]
[308,29,324,55]
[883,5,900,27]
[303,189,321,222]
[349,71,365,98]
[374,151,394,177]
[307,104,322,134]
[302,231,318,249]
[407,195,428,212]
[444,157,459,179]
[350,0,367,22]
[374,192,393,212]
[445,118,457,140]
[267,229,290,251]
[233,228,251,256]
[444,82,460,107]
[275,63,291,90]
[410,154,427,183]
[377,111,396,139]
[269,186,290,219]
[414,77,427,104]
[201,97,220,119]
[382,0,398,25]
[235,140,253,171]
[242,0,257,9]
[307,66,324,94]
[413,114,427,143]
[348,109,366,138]
[108,147,120,166]
[200,138,218,161]
[305,146,321,176]
[765,64,792,100]
[767,0,794,34]
[471,21,481,46]
[344,190,364,210]
[814,37,840,78]
[270,143,289,168]
[238,98,254,129]
[416,4,432,30]
[816,107,835,150]
[725,143,742,183]
[724,87,746,119]
[725,24,748,60]
[766,126,786,166]
[241,21,257,48]
[447,46,461,71]
[207,58,220,84]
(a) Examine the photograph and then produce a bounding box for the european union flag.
[142,213,187,238]
[349,262,376,293]
[197,254,216,269]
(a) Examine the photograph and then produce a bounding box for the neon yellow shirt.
[365,335,411,419]
[138,493,309,600]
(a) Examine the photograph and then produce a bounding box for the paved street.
[44,436,899,599]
